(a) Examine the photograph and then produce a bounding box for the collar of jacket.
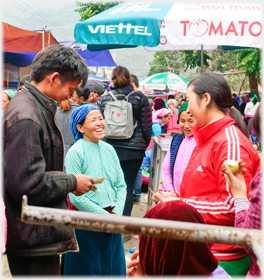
[23,82,58,115]
[111,84,134,94]
[191,115,235,149]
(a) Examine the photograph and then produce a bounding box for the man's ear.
[77,124,83,134]
[80,96,84,103]
[48,72,60,86]
[204,92,211,107]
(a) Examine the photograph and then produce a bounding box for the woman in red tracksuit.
[155,73,260,277]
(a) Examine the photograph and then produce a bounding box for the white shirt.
[245,101,259,116]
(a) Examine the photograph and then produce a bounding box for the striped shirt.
[65,139,127,216]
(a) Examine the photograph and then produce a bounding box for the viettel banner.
[74,2,173,51]
[164,1,262,48]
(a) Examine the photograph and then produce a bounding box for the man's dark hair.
[131,74,139,88]
[75,87,90,101]
[94,85,103,96]
[232,93,237,98]
[20,75,31,86]
[30,45,88,88]
[87,85,96,93]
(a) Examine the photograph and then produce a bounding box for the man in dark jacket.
[3,45,96,276]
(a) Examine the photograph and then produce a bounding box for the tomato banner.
[74,1,261,51]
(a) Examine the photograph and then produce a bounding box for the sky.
[2,0,81,42]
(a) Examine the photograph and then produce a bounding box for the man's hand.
[221,159,248,200]
[73,174,95,196]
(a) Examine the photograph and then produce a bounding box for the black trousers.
[7,253,60,276]
[120,158,143,216]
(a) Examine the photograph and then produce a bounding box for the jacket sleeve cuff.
[68,174,77,193]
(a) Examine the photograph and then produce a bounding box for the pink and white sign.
[145,0,262,51]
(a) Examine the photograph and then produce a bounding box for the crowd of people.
[1,44,262,277]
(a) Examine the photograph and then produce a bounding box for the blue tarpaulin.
[4,41,117,68]
[4,52,37,67]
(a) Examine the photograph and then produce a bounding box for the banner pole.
[200,45,204,74]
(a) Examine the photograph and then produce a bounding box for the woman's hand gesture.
[221,159,248,199]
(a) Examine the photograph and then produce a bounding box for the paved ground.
[2,255,11,278]
[123,193,148,253]
[1,193,149,278]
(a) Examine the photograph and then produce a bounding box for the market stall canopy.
[141,72,189,93]
[74,1,261,51]
[76,48,117,67]
[3,52,37,68]
[4,40,117,68]
[88,75,111,82]
[87,75,110,92]
[3,22,58,52]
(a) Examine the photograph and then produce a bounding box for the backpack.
[104,90,138,139]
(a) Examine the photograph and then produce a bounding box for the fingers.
[165,197,181,201]
[127,267,135,277]
[130,250,139,261]
[127,259,139,269]
[90,176,95,184]
[221,164,232,175]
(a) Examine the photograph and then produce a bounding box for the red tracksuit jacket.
[180,116,260,261]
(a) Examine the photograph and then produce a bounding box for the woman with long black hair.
[153,73,260,276]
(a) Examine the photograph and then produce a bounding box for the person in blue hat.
[64,104,127,276]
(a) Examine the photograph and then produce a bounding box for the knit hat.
[70,104,100,141]
[248,92,258,105]
[241,95,245,100]
[3,90,17,99]
[167,99,177,114]
[152,108,171,124]
[245,93,250,103]
[177,101,188,124]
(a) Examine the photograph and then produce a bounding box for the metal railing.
[21,195,262,271]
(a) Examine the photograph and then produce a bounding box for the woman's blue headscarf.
[3,90,17,99]
[70,104,100,141]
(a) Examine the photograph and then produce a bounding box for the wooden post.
[48,30,51,46]
[7,70,9,89]
[42,28,45,49]
[42,26,47,49]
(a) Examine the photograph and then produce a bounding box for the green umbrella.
[141,72,189,93]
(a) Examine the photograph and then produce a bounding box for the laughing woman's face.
[77,110,105,143]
